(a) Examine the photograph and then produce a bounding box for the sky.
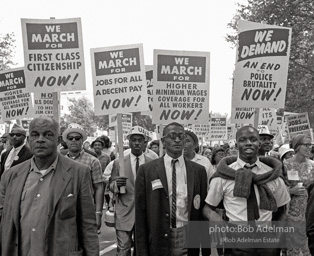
[0,0,243,117]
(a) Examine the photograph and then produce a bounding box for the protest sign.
[232,20,291,108]
[258,108,277,134]
[193,124,211,138]
[109,113,133,141]
[21,118,33,131]
[231,107,255,125]
[21,18,85,92]
[0,68,34,121]
[152,50,210,124]
[141,65,153,115]
[287,112,311,139]
[208,117,227,141]
[91,43,148,115]
[33,92,55,118]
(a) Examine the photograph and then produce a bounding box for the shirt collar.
[13,142,25,152]
[130,152,144,161]
[30,154,59,174]
[164,153,184,167]
[236,157,262,169]
[67,148,84,160]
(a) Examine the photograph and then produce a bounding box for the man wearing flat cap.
[0,124,33,178]
[63,123,104,231]
[109,126,155,255]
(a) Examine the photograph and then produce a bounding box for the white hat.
[279,144,294,160]
[126,126,149,140]
[258,125,274,139]
[62,123,87,142]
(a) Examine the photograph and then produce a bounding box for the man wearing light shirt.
[109,126,155,256]
[135,122,209,256]
[0,124,32,179]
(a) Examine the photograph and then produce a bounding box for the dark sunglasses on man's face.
[67,136,82,141]
[9,133,24,137]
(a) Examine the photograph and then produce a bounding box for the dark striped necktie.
[171,159,178,228]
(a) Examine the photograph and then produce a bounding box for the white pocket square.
[67,193,74,197]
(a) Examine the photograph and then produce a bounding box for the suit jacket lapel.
[11,162,32,229]
[125,155,134,186]
[156,157,169,196]
[46,156,71,228]
[185,159,194,218]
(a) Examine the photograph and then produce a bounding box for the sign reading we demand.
[21,18,86,92]
[152,50,210,125]
[232,20,291,109]
[91,44,149,115]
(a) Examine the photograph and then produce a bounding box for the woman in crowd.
[149,140,160,156]
[284,134,314,256]
[202,147,212,161]
[210,146,227,171]
[98,135,116,161]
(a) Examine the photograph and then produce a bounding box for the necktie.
[171,159,178,228]
[136,157,139,173]
[246,164,260,221]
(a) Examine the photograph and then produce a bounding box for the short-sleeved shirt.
[191,153,214,187]
[97,152,111,172]
[205,157,290,222]
[66,149,103,186]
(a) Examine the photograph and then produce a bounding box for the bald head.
[29,117,59,136]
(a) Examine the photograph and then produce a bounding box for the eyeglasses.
[9,133,24,137]
[301,143,312,147]
[163,133,187,140]
[67,136,82,141]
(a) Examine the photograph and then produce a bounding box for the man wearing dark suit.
[0,124,33,179]
[0,117,99,256]
[135,122,209,256]
[110,126,155,256]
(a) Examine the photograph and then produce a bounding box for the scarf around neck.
[211,156,282,212]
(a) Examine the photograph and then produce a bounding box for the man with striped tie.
[135,122,209,256]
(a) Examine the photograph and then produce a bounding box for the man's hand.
[290,184,306,196]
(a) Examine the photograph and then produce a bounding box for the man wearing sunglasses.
[135,122,209,256]
[0,123,33,179]
[63,123,104,231]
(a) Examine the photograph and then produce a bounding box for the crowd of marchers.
[1,118,314,256]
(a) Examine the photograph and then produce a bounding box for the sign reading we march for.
[0,68,34,122]
[91,44,149,115]
[21,18,86,92]
[232,20,292,109]
[152,50,210,125]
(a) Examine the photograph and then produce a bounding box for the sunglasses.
[9,133,24,137]
[67,136,82,141]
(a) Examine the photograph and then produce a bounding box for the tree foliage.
[227,0,314,127]
[62,96,109,136]
[0,32,16,71]
[62,96,156,136]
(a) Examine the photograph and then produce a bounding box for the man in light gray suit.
[110,126,155,256]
